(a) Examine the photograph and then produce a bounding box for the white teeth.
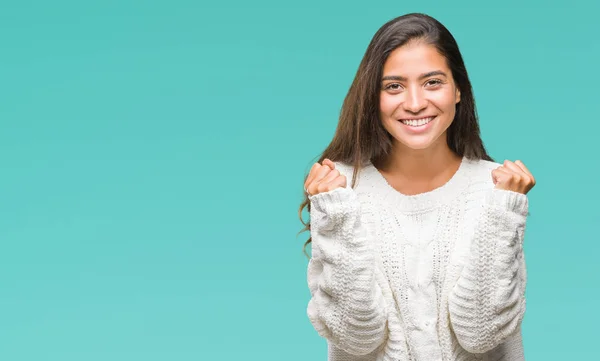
[400,116,434,127]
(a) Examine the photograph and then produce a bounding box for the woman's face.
[379,42,461,152]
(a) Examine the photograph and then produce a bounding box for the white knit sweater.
[306,156,528,361]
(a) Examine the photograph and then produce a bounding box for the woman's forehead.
[382,44,450,77]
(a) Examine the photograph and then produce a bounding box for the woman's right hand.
[304,159,347,196]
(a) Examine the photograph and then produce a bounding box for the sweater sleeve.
[306,186,388,356]
[448,188,529,354]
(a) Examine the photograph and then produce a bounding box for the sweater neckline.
[363,155,471,212]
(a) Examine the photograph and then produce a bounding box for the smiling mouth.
[398,116,436,127]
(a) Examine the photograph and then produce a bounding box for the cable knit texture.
[306,156,528,361]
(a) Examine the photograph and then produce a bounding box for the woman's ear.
[455,87,461,104]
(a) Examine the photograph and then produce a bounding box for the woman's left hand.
[492,160,536,195]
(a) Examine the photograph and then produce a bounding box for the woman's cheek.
[380,93,402,114]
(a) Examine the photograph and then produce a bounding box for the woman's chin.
[394,138,435,151]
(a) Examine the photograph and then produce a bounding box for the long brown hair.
[297,13,493,257]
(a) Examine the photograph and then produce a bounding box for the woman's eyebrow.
[382,70,448,81]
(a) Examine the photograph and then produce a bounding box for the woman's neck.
[377,145,462,196]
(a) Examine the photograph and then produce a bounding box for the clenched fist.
[492,160,536,195]
[304,159,347,196]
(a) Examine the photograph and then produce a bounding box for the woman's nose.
[403,88,427,113]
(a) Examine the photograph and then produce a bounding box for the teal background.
[1,0,598,360]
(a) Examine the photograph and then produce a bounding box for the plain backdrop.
[1,1,598,360]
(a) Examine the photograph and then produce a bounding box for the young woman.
[298,13,536,361]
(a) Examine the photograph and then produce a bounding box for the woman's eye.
[426,79,443,87]
[385,83,402,91]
